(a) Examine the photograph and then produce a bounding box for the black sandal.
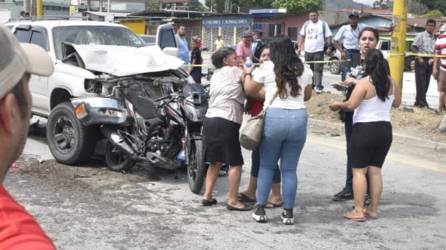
[226,202,253,211]
[202,198,217,206]
[238,193,256,203]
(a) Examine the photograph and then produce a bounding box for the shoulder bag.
[239,93,277,150]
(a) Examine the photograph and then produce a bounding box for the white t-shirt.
[253,61,313,110]
[300,20,332,53]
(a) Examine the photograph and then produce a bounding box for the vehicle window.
[159,29,176,49]
[140,35,156,45]
[52,26,145,59]
[14,29,31,43]
[30,31,48,51]
[381,41,390,51]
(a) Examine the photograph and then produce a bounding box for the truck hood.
[70,44,184,77]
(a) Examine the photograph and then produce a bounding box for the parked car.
[138,23,178,58]
[377,34,416,72]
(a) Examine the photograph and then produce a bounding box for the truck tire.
[46,102,97,165]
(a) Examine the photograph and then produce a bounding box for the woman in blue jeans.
[243,37,313,224]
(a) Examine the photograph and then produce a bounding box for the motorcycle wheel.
[187,139,206,194]
[105,140,136,172]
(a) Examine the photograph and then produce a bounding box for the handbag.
[239,93,277,150]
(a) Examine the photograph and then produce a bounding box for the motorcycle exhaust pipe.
[109,132,136,156]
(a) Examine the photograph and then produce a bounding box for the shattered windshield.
[53,25,145,59]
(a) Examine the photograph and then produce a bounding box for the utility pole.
[389,0,408,99]
[36,0,43,17]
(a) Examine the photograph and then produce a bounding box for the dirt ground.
[306,92,446,143]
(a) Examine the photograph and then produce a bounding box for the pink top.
[236,41,253,61]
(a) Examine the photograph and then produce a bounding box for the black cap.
[349,10,360,18]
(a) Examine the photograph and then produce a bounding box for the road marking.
[307,135,446,174]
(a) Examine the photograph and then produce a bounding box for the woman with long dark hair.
[333,27,380,202]
[330,48,401,221]
[243,37,313,224]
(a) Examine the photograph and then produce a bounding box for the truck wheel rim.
[53,117,76,153]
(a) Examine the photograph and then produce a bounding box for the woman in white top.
[330,48,401,221]
[243,37,313,224]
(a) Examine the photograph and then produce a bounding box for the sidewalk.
[309,117,446,155]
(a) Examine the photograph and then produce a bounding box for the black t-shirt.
[191,48,203,72]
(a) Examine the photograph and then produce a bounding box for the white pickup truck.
[6,20,182,164]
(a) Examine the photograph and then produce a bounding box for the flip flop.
[226,203,253,211]
[238,193,256,203]
[265,201,283,209]
[202,198,217,206]
[344,210,367,222]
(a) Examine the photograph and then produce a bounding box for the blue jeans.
[341,49,361,81]
[257,108,308,209]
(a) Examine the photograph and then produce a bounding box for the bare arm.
[392,80,402,108]
[243,74,263,98]
[298,35,305,55]
[433,57,440,80]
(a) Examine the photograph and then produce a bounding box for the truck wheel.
[46,102,97,165]
[187,138,206,194]
[105,140,136,172]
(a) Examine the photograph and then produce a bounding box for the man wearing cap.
[334,10,366,81]
[0,24,55,249]
[236,31,253,64]
[298,10,332,93]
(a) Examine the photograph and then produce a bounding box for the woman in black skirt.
[202,47,251,211]
[330,48,401,221]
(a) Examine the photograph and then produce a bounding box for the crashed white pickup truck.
[6,20,187,164]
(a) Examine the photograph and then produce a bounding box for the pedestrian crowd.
[198,8,406,224]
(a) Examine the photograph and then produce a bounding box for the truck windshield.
[53,25,145,59]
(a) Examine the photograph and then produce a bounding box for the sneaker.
[252,205,267,223]
[332,187,353,202]
[315,88,322,94]
[281,208,294,225]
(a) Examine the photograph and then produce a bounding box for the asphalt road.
[5,122,446,250]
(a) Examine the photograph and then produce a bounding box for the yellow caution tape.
[405,52,446,58]
[186,59,351,68]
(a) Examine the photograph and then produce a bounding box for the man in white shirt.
[334,11,366,81]
[299,10,332,93]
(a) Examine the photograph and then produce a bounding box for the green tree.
[425,9,444,17]
[271,0,321,12]
[419,0,446,15]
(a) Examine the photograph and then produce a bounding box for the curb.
[309,118,446,153]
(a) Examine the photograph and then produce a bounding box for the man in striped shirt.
[433,25,446,113]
